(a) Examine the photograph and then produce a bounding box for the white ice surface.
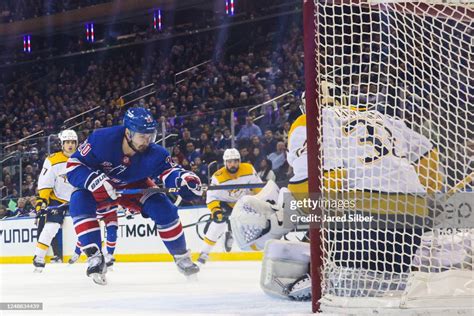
[0,261,313,316]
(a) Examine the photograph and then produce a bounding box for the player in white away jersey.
[33,130,78,271]
[196,148,262,265]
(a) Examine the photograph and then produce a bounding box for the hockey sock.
[74,241,82,255]
[156,219,186,255]
[73,217,102,255]
[105,222,118,255]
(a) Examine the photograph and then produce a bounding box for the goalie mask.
[300,81,350,114]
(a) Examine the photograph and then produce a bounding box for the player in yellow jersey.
[33,130,78,272]
[197,148,262,265]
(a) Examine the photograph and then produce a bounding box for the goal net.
[303,0,473,313]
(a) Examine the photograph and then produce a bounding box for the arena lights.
[23,35,31,53]
[153,9,162,30]
[85,23,95,42]
[225,0,234,16]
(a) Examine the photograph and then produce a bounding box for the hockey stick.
[117,182,267,195]
[446,171,474,199]
[117,212,213,229]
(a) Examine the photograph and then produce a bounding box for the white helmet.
[58,129,78,145]
[223,148,241,162]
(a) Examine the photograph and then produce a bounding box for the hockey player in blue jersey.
[66,107,202,284]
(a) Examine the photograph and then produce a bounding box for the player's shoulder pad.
[47,151,68,165]
[237,163,256,177]
[213,166,226,179]
[289,114,306,137]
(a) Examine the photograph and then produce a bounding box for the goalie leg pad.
[260,239,311,300]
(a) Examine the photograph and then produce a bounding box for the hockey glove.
[86,172,119,203]
[176,172,203,200]
[211,209,225,223]
[211,202,233,223]
[35,198,47,215]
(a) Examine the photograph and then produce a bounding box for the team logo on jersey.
[166,156,177,168]
[145,115,153,123]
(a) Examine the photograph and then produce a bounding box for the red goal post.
[304,0,473,313]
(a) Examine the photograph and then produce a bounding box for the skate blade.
[33,267,44,273]
[90,273,107,285]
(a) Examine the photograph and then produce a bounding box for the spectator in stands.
[172,146,186,165]
[178,130,194,151]
[201,144,218,164]
[197,132,211,152]
[236,116,262,140]
[3,174,15,194]
[0,205,8,219]
[185,142,200,164]
[267,141,288,180]
[251,147,265,167]
[259,102,277,131]
[250,135,262,151]
[22,174,36,196]
[221,128,233,149]
[240,146,251,163]
[191,157,208,184]
[261,129,278,155]
[15,197,32,217]
[258,158,276,182]
[274,106,289,128]
[212,129,224,150]
[276,121,291,143]
[287,102,301,123]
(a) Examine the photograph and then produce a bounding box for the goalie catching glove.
[176,172,203,201]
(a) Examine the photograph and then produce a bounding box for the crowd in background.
[1,2,472,214]
[0,10,304,210]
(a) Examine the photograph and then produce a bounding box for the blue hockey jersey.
[66,126,184,189]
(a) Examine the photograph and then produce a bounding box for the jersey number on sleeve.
[78,143,92,156]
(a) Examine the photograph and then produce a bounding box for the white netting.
[311,0,473,312]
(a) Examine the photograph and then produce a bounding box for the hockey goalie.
[230,82,471,302]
